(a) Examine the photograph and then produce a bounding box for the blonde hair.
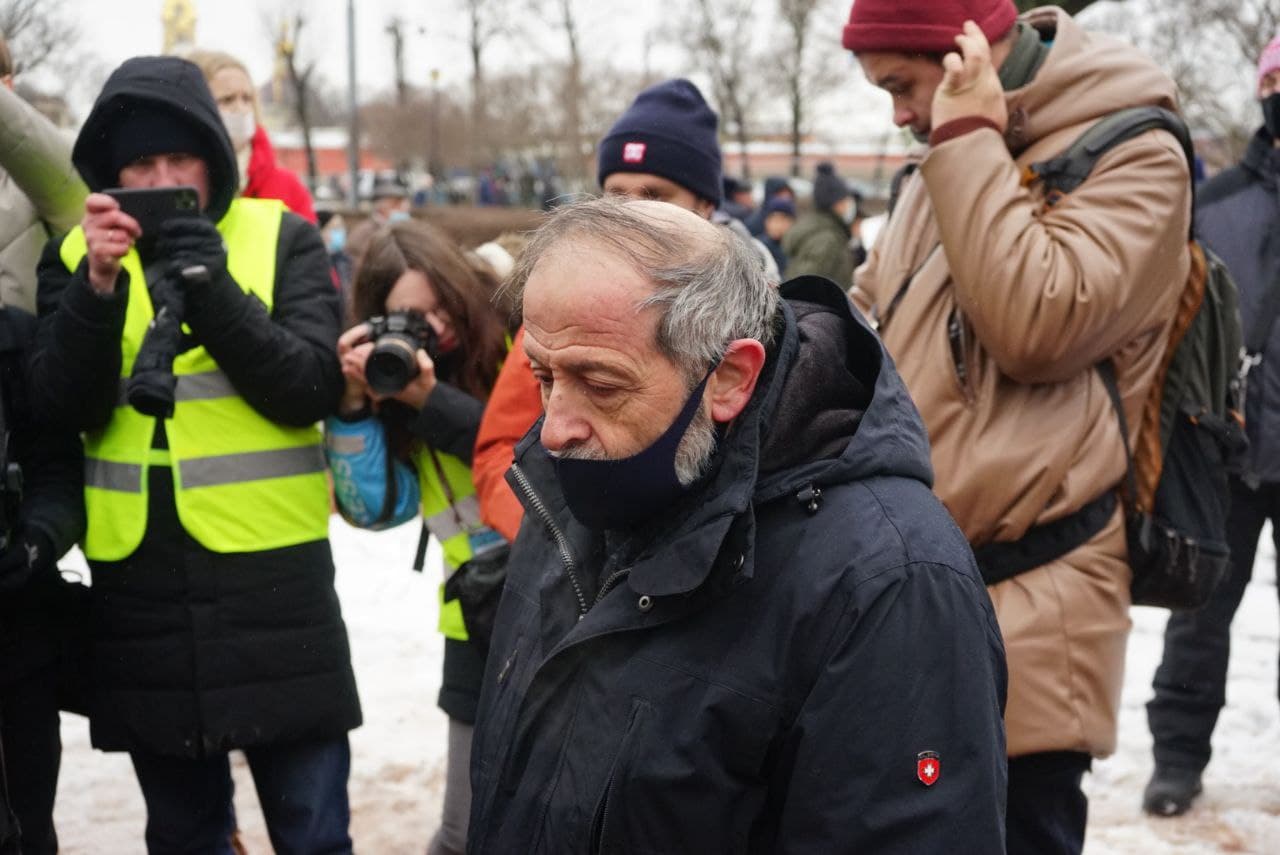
[187,48,261,123]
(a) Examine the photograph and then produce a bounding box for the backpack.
[1030,106,1248,609]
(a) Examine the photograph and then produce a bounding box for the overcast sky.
[47,0,898,144]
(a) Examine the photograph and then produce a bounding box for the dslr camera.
[364,310,441,395]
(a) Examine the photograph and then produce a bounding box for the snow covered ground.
[51,519,1280,853]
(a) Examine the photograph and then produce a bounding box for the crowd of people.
[0,0,1278,853]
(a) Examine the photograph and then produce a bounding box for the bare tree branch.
[0,0,78,76]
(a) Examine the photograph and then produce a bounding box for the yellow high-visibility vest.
[415,445,496,642]
[61,198,330,561]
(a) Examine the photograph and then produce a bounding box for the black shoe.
[1142,765,1203,817]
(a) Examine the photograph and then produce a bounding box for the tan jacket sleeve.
[921,126,1189,384]
[0,84,87,234]
[848,239,883,316]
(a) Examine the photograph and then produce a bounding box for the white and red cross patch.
[916,751,940,786]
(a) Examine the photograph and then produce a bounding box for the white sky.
[54,1,704,110]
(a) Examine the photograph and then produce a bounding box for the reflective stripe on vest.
[415,447,494,642]
[63,198,331,560]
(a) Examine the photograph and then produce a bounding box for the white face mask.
[220,109,256,149]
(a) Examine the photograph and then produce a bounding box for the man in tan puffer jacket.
[843,2,1190,853]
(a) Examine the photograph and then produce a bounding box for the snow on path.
[52,520,1280,853]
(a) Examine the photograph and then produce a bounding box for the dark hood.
[72,56,238,223]
[753,276,933,499]
[1243,125,1280,189]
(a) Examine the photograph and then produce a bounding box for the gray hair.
[506,196,779,383]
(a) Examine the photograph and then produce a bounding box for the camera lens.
[365,334,421,395]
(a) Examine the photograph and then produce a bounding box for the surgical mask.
[388,209,411,223]
[220,109,256,149]
[552,370,713,531]
[1263,93,1280,141]
[841,200,858,225]
[327,227,346,253]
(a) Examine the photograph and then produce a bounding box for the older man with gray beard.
[466,196,1008,854]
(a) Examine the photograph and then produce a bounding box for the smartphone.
[104,186,201,235]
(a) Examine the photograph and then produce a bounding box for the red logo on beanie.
[917,751,940,786]
[622,142,647,164]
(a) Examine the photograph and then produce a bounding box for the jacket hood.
[73,56,238,222]
[1003,8,1179,152]
[754,276,933,500]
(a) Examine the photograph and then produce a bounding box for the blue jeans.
[130,736,353,855]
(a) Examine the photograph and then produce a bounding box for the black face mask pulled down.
[1264,93,1280,142]
[552,371,713,531]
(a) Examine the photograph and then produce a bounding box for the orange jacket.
[473,327,542,541]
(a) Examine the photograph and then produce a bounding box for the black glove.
[0,527,54,594]
[155,216,228,287]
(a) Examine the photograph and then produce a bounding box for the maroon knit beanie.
[842,0,1018,54]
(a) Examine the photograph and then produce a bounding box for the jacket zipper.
[594,567,631,607]
[510,463,589,619]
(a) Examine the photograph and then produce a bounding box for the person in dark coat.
[744,174,794,237]
[758,195,797,274]
[783,161,859,289]
[1144,37,1280,817]
[467,197,1008,853]
[29,56,359,853]
[0,306,85,855]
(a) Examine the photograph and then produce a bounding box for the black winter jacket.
[1196,128,1280,484]
[0,306,84,689]
[468,278,1008,854]
[27,57,359,757]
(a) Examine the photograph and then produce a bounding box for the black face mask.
[1263,93,1280,141]
[552,370,713,531]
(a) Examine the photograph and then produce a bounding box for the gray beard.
[674,404,717,487]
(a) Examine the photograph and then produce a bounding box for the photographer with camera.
[29,56,360,852]
[0,305,84,855]
[325,219,507,855]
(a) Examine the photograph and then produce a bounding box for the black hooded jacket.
[1196,127,1280,484]
[27,56,358,756]
[0,306,84,688]
[468,278,1008,854]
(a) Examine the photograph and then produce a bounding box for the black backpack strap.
[1030,106,1195,238]
[1096,360,1140,507]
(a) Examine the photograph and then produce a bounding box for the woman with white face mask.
[188,49,318,224]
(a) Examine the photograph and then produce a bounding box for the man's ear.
[707,338,766,423]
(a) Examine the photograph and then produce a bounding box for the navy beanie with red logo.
[842,0,1018,54]
[597,78,723,206]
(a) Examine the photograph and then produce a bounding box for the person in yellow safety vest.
[29,56,360,853]
[325,218,510,855]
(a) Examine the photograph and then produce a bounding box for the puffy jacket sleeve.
[772,561,1008,853]
[325,414,420,529]
[182,211,343,426]
[473,327,542,542]
[30,234,129,431]
[0,85,87,235]
[922,126,1189,384]
[409,381,484,466]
